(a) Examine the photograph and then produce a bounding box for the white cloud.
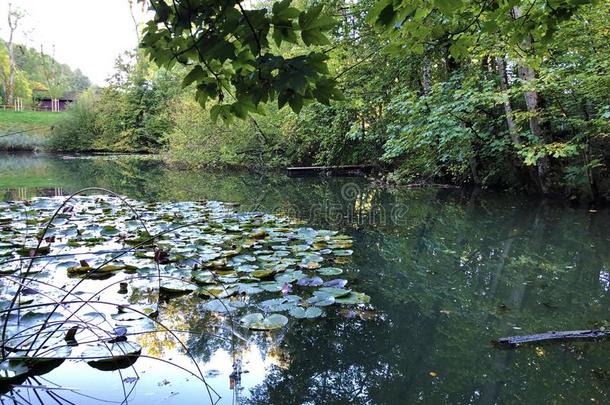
[0,0,147,85]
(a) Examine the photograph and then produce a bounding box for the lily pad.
[307,292,336,307]
[332,249,353,256]
[82,341,142,371]
[322,279,348,288]
[335,292,371,305]
[289,306,324,319]
[296,276,323,287]
[197,285,236,298]
[317,267,343,276]
[239,313,288,331]
[160,280,196,296]
[200,299,240,313]
[317,287,351,298]
[251,269,276,279]
[0,359,29,382]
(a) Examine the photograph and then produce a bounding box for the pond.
[0,152,608,404]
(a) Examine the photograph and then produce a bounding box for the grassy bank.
[0,110,61,151]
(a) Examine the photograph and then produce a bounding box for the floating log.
[494,329,610,349]
[286,165,374,177]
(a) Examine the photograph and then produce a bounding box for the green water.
[0,153,608,404]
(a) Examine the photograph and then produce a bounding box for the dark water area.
[0,153,609,404]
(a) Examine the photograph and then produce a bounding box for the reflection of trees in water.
[246,191,610,404]
[2,155,609,403]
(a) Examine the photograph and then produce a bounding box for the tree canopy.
[140,0,343,122]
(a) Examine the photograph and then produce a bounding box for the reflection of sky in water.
[26,344,272,404]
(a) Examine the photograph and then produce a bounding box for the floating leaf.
[160,280,196,295]
[307,292,335,306]
[192,271,216,284]
[197,285,236,298]
[335,292,370,305]
[289,306,323,319]
[297,276,323,287]
[252,269,275,279]
[322,279,348,288]
[317,287,351,297]
[239,313,288,331]
[317,267,343,276]
[332,249,353,256]
[201,299,239,313]
[259,281,285,292]
[82,341,142,371]
[0,359,29,382]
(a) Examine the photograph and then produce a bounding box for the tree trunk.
[5,4,22,107]
[422,54,431,95]
[495,56,519,145]
[512,7,551,193]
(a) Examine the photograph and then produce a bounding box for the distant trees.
[0,3,91,107]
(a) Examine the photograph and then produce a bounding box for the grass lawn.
[0,110,61,150]
[0,110,63,127]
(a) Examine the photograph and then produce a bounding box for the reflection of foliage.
[2,156,609,403]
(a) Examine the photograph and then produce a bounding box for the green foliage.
[366,0,595,60]
[0,38,91,103]
[140,0,342,121]
[48,89,100,151]
[49,55,179,153]
[43,0,609,201]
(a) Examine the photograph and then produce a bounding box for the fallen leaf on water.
[429,371,438,377]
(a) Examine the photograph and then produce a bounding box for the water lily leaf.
[251,269,275,279]
[307,292,336,306]
[317,287,351,297]
[259,281,285,292]
[235,264,258,273]
[17,245,50,257]
[335,292,371,305]
[332,249,353,256]
[100,225,119,236]
[13,346,72,376]
[260,297,298,312]
[275,270,305,283]
[289,306,323,319]
[160,280,196,295]
[240,313,288,331]
[198,285,236,298]
[236,283,263,295]
[192,271,216,284]
[317,267,343,276]
[82,341,142,371]
[201,299,239,313]
[322,279,348,288]
[0,359,29,382]
[297,276,323,287]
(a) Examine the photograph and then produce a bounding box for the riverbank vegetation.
[45,0,610,202]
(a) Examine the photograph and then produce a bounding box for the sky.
[0,0,148,85]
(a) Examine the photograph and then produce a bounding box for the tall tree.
[2,3,24,105]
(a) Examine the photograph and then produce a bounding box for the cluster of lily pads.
[0,195,370,385]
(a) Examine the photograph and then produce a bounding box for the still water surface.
[0,153,608,404]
